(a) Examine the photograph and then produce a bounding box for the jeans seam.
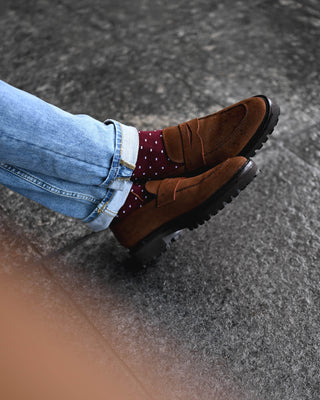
[99,121,123,189]
[0,164,99,204]
[97,190,115,214]
[100,208,117,216]
[120,159,135,170]
[81,187,116,223]
[82,175,133,230]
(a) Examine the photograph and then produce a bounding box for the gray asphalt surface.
[0,1,319,399]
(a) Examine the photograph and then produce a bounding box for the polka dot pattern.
[131,130,183,181]
[117,183,154,220]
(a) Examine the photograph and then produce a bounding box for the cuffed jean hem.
[82,121,139,231]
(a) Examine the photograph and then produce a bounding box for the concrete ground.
[0,0,319,399]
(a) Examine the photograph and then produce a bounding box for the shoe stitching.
[173,162,232,195]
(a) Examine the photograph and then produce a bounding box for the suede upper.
[162,96,267,173]
[110,156,248,248]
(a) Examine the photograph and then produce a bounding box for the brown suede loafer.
[110,156,257,265]
[162,95,279,176]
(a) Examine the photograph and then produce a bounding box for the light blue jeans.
[0,80,139,231]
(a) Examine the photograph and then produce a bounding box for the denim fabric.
[0,80,139,231]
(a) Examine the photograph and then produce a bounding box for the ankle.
[131,130,183,181]
[117,183,154,220]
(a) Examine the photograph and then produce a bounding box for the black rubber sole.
[130,159,258,266]
[240,95,280,158]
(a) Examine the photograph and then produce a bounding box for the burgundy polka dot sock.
[131,130,183,181]
[117,183,154,220]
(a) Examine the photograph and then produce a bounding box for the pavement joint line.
[57,1,116,33]
[0,208,44,258]
[281,120,320,139]
[40,230,101,262]
[276,142,320,174]
[0,203,98,262]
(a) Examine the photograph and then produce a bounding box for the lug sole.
[130,159,257,266]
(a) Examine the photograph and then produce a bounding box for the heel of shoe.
[130,230,183,266]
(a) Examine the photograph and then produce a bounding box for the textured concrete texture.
[0,1,319,399]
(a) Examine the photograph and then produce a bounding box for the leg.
[0,80,139,231]
[0,80,279,262]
